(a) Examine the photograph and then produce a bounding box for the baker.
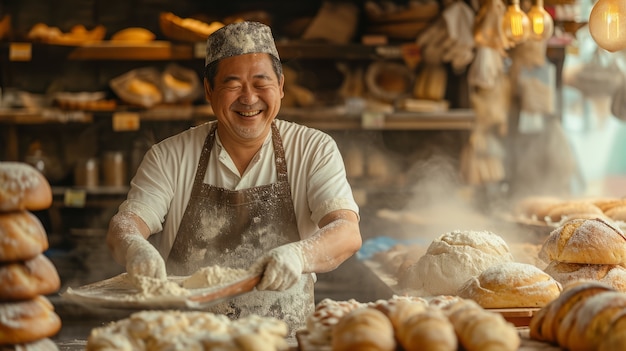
[106,21,362,333]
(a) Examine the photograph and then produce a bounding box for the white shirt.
[118,119,359,259]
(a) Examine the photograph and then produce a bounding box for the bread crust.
[457,262,562,308]
[0,163,52,212]
[544,261,626,292]
[0,338,59,351]
[331,307,396,351]
[528,280,614,343]
[443,299,520,351]
[562,291,626,351]
[545,201,604,223]
[0,254,60,301]
[389,300,457,351]
[539,218,626,265]
[0,296,61,345]
[0,211,48,262]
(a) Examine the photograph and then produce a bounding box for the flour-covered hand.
[254,243,305,291]
[125,236,167,280]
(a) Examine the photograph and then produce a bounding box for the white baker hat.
[205,21,280,66]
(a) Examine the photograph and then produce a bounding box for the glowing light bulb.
[589,0,626,52]
[527,0,555,41]
[502,0,531,43]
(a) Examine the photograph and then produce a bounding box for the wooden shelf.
[0,106,474,130]
[280,107,474,130]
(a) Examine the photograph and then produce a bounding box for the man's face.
[206,53,284,145]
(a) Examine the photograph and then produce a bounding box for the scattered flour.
[182,265,249,289]
[120,265,249,301]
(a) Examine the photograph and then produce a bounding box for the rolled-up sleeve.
[119,144,176,234]
[306,136,359,225]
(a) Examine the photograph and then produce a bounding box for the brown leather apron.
[166,122,314,334]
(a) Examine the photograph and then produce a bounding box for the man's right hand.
[124,237,167,280]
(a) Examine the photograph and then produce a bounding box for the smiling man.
[105,21,362,334]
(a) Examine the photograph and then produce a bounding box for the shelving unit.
[0,39,475,244]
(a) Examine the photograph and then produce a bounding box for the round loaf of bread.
[539,218,626,265]
[0,254,60,301]
[0,337,59,351]
[0,296,61,345]
[0,162,52,212]
[457,262,562,308]
[331,307,396,351]
[545,201,604,223]
[400,230,514,295]
[0,211,48,262]
[544,261,626,292]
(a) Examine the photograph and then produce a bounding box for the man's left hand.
[253,243,305,291]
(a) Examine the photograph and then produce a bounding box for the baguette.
[529,280,614,343]
[331,307,396,351]
[392,301,457,351]
[561,291,626,351]
[443,299,520,351]
[598,310,626,351]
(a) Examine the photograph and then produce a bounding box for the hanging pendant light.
[589,0,626,52]
[502,0,531,43]
[527,0,555,41]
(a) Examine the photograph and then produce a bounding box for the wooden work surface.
[296,329,561,350]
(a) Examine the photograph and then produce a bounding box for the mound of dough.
[457,262,562,308]
[400,230,514,295]
[182,265,249,289]
[86,310,288,351]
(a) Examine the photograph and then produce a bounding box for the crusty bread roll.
[0,254,60,301]
[514,196,562,220]
[544,261,626,292]
[0,338,59,351]
[457,262,562,308]
[400,230,513,295]
[560,291,626,351]
[539,218,626,265]
[593,198,626,213]
[443,299,520,351]
[545,201,605,223]
[331,307,396,351]
[605,205,626,223]
[529,280,614,343]
[0,296,61,345]
[389,300,457,351]
[0,211,49,262]
[111,27,155,43]
[0,162,52,212]
[305,298,365,346]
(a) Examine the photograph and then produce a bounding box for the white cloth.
[118,119,359,260]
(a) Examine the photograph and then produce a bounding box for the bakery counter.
[49,295,563,351]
